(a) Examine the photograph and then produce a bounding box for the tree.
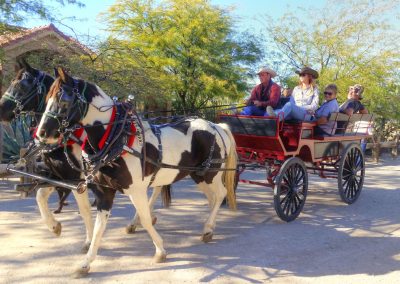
[264,0,400,120]
[0,0,84,35]
[103,0,263,112]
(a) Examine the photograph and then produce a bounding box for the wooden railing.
[366,138,399,162]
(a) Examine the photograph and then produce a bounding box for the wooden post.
[372,134,381,163]
[18,147,36,197]
[392,135,399,159]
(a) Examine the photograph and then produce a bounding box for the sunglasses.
[324,91,334,95]
[299,74,307,77]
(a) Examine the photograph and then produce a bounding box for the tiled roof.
[0,23,91,54]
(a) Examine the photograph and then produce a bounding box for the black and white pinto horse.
[0,60,93,251]
[36,68,237,277]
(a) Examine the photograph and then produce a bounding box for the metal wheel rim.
[339,145,365,203]
[275,158,308,221]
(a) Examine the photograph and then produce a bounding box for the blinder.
[45,79,88,134]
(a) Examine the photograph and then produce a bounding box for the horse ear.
[17,58,32,72]
[54,67,59,78]
[57,67,73,85]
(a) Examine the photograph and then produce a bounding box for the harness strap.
[148,125,163,186]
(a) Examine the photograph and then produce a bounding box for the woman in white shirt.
[267,67,319,121]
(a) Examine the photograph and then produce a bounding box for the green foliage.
[1,117,33,162]
[264,0,400,121]
[103,0,263,112]
[0,0,84,27]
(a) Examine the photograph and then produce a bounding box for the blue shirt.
[315,99,339,134]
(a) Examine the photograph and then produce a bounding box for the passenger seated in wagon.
[338,84,369,150]
[265,66,319,121]
[339,84,368,115]
[240,66,281,116]
[313,84,340,136]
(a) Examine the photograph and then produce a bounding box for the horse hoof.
[81,243,90,253]
[152,253,167,263]
[125,225,137,234]
[72,266,90,279]
[53,222,62,236]
[201,232,213,243]
[53,209,61,214]
[152,216,157,225]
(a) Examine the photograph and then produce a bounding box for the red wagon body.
[219,113,373,221]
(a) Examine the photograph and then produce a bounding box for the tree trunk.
[372,134,381,163]
[392,134,399,159]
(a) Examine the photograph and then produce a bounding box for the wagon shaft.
[7,167,79,191]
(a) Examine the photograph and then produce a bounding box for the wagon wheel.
[338,143,365,204]
[274,157,308,222]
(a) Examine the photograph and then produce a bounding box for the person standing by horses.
[241,67,281,116]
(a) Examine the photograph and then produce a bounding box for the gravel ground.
[0,156,399,284]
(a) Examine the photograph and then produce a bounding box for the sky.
[24,0,325,45]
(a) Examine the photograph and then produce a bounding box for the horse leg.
[71,189,94,253]
[74,186,116,278]
[54,188,70,214]
[36,187,62,236]
[126,186,161,234]
[198,178,227,243]
[197,181,215,208]
[128,187,166,263]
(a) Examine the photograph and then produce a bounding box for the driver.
[240,67,280,116]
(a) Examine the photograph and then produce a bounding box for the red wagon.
[219,113,374,222]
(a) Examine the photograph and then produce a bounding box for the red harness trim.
[32,127,84,146]
[123,122,137,155]
[98,106,117,149]
[82,106,136,154]
[66,128,84,146]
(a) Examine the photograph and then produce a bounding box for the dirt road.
[0,157,399,283]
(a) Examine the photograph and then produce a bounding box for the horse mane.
[46,77,62,103]
[46,76,103,103]
[15,69,24,80]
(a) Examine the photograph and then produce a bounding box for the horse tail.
[219,123,237,210]
[161,184,172,208]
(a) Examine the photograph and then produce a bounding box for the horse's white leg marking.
[74,210,110,277]
[71,190,93,252]
[36,187,61,236]
[197,181,215,208]
[129,187,166,263]
[200,176,227,243]
[126,186,161,234]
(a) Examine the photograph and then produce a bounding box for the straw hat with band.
[257,67,277,78]
[295,66,319,79]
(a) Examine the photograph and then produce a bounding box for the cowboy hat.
[257,66,277,78]
[295,66,319,79]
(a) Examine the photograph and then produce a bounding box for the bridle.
[43,79,89,134]
[2,71,48,117]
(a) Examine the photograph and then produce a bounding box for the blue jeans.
[241,105,265,116]
[273,102,312,121]
[361,139,367,152]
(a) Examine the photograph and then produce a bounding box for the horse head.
[0,58,53,121]
[36,67,112,145]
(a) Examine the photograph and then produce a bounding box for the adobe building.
[0,23,91,92]
[0,24,91,161]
